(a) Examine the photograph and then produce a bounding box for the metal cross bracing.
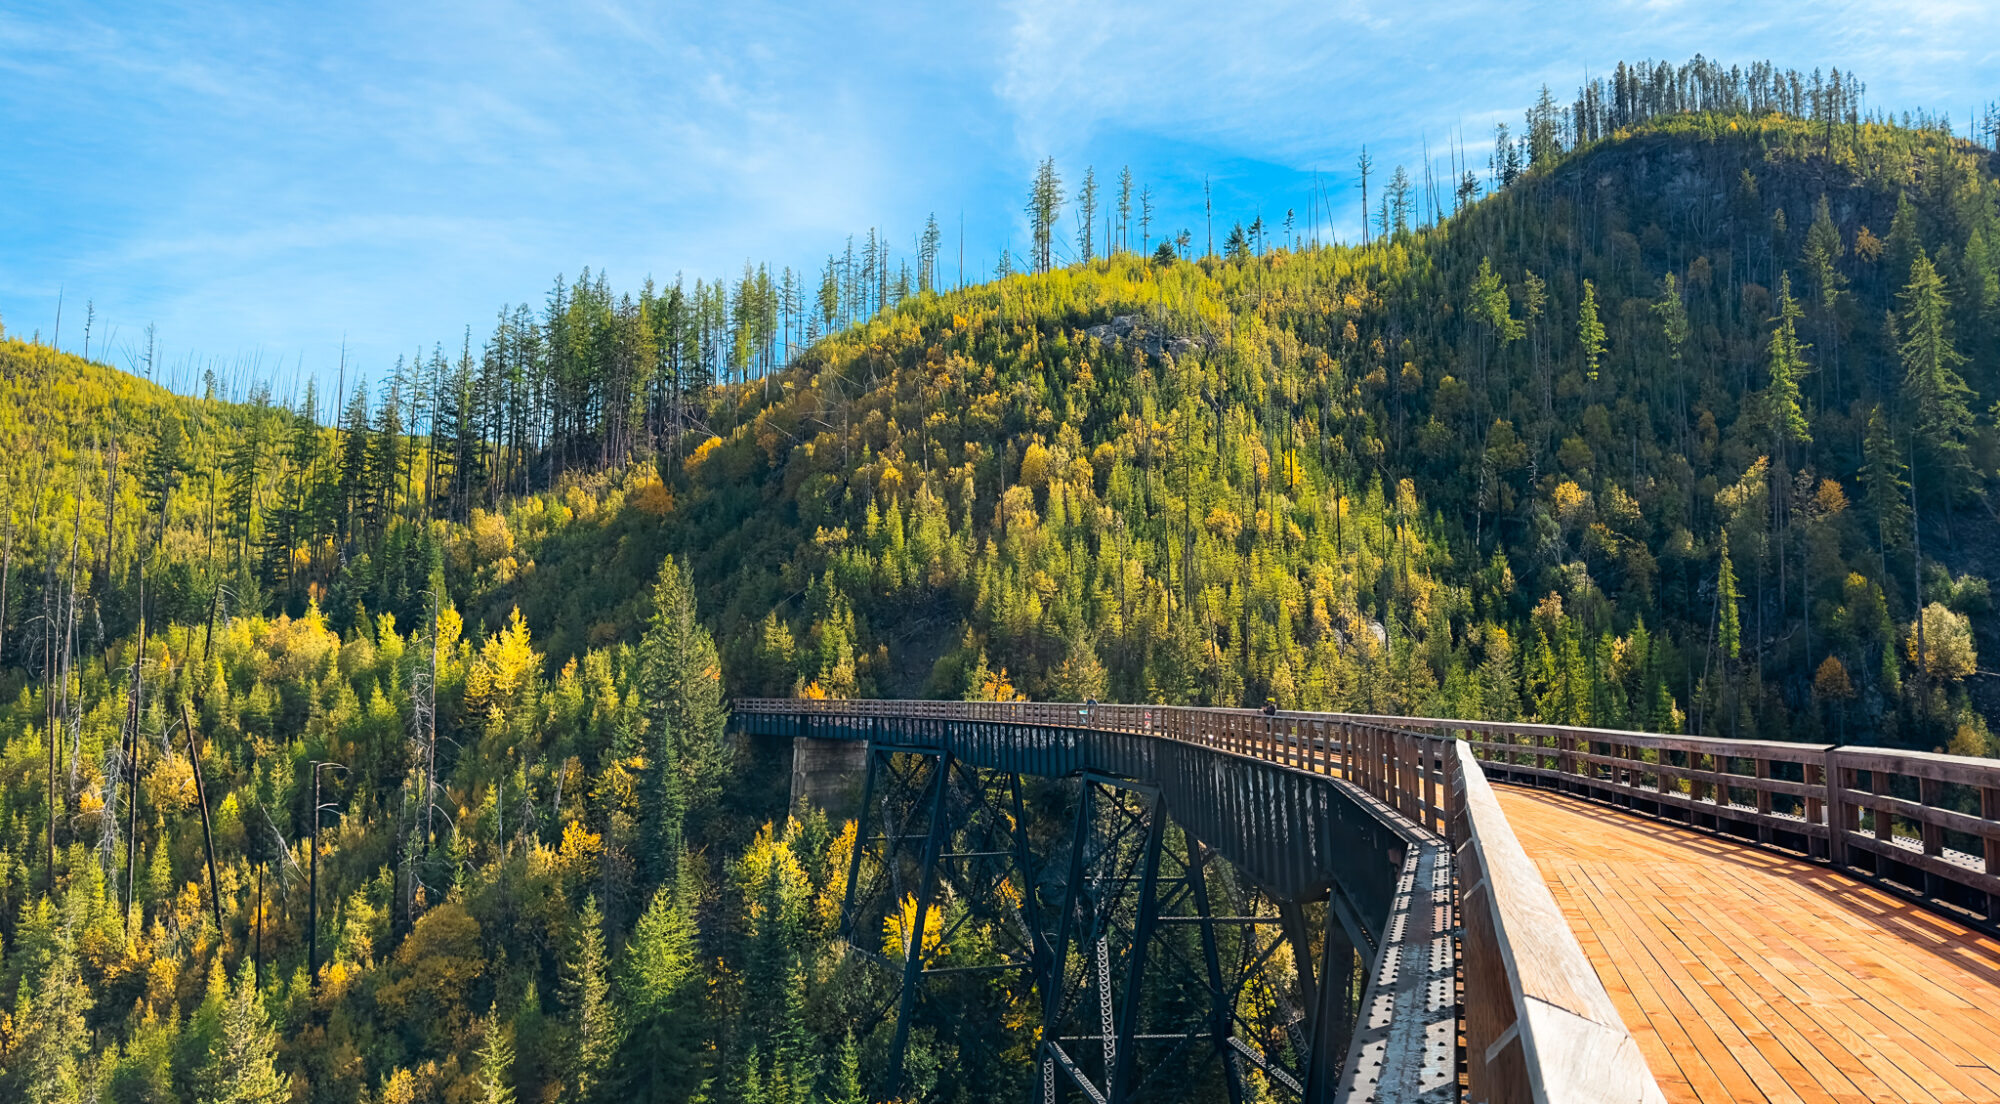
[832,742,1389,1104]
[838,746,1045,1101]
[1032,772,1358,1104]
[744,708,1464,1104]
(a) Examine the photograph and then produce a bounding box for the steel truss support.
[837,748,1367,1104]
[839,740,1045,1099]
[1029,772,1364,1104]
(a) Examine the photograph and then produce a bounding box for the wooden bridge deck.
[1496,785,2000,1103]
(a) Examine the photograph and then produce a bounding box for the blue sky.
[4,0,1997,398]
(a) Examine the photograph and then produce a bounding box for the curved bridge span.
[735,699,2000,1104]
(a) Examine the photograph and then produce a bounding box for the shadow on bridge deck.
[1496,784,2000,1104]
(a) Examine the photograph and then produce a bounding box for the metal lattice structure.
[737,701,1458,1103]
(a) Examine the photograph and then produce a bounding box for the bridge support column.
[886,749,954,1092]
[790,735,868,818]
[1183,829,1248,1104]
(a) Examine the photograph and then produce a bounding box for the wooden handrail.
[1450,741,1666,1104]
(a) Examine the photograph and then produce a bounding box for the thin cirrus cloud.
[1,0,1995,394]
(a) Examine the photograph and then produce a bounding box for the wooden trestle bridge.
[734,699,2000,1104]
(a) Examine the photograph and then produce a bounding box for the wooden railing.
[736,697,1674,1102]
[1350,714,2000,928]
[745,699,2000,928]
[1450,740,1666,1104]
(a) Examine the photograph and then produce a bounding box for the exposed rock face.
[1084,313,1206,360]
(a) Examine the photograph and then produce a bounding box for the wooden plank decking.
[1496,785,2000,1103]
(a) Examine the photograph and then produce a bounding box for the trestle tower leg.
[835,747,1362,1104]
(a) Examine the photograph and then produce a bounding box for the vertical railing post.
[1806,758,1827,859]
[1983,785,2000,923]
[1825,751,1850,868]
[1871,769,1893,851]
[1408,732,1424,820]
[1684,750,1702,826]
[1754,758,1773,845]
[1919,777,1945,901]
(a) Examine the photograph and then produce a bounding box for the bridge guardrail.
[1449,740,1665,1104]
[737,697,1679,1102]
[747,700,2000,921]
[742,697,2000,1096]
[1332,713,2000,928]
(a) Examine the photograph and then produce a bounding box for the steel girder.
[747,710,1455,1103]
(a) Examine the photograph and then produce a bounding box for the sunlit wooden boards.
[1497,785,2000,1104]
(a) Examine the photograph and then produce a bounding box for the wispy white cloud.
[2,0,1995,383]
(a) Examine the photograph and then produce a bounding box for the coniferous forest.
[2,56,2000,1103]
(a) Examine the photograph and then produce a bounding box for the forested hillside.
[651,91,2000,758]
[2,56,1999,1104]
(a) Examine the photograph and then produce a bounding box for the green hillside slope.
[495,111,2000,753]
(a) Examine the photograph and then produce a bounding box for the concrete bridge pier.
[790,735,868,818]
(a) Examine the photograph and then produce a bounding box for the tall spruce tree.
[1861,405,1911,559]
[1718,532,1743,661]
[1027,158,1063,274]
[476,1004,518,1104]
[9,927,91,1104]
[1578,280,1606,386]
[1075,166,1098,264]
[1898,249,1975,502]
[562,896,616,1103]
[215,962,287,1104]
[1765,273,1813,457]
[637,556,725,875]
[615,882,705,1104]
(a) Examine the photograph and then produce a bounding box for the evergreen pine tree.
[1026,159,1062,274]
[1898,249,1975,501]
[1075,166,1098,264]
[1477,624,1519,721]
[1765,273,1813,455]
[562,896,616,1102]
[1225,223,1251,261]
[1718,532,1742,660]
[825,1032,866,1104]
[1631,618,1674,733]
[637,556,726,876]
[476,1004,518,1104]
[337,382,372,540]
[216,962,287,1104]
[615,882,705,1104]
[1861,405,1911,554]
[8,927,91,1104]
[1577,280,1606,385]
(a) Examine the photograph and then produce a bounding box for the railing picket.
[1921,778,1945,900]
[1985,786,2000,923]
[1755,758,1773,845]
[1873,769,1893,849]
